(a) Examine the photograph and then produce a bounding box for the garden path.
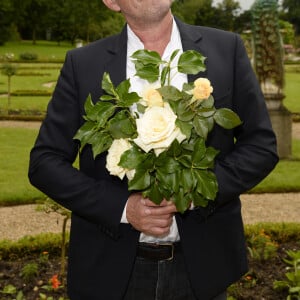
[0,121,299,241]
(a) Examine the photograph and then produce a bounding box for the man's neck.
[127,13,173,56]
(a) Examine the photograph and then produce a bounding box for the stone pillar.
[265,93,292,159]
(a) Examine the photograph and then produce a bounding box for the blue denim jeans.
[123,246,227,300]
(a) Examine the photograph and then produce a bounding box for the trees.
[0,0,14,45]
[282,0,300,34]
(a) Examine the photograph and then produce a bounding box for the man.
[28,0,279,299]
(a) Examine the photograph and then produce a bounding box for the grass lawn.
[0,40,73,62]
[0,126,299,206]
[284,66,300,113]
[0,96,50,112]
[0,127,45,205]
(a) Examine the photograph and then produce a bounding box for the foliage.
[19,52,38,61]
[282,0,300,34]
[274,250,300,299]
[247,229,278,261]
[279,20,296,45]
[38,198,71,283]
[0,0,14,45]
[251,0,285,94]
[0,233,66,260]
[1,62,18,112]
[20,262,39,282]
[74,49,241,212]
[244,223,300,244]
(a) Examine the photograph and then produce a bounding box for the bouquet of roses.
[74,49,242,213]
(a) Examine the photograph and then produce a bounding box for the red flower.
[50,274,61,289]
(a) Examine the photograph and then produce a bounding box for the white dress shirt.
[121,18,188,243]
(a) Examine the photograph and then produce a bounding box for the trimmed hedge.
[0,233,68,260]
[0,223,299,260]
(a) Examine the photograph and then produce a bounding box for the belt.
[136,242,180,261]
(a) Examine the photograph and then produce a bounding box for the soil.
[0,241,299,300]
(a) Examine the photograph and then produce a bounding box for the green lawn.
[0,126,299,206]
[0,40,73,61]
[0,96,50,112]
[0,127,45,205]
[284,66,300,113]
[0,41,299,115]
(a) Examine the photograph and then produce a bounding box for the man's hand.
[126,193,177,237]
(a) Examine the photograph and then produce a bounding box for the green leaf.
[201,95,215,108]
[119,146,149,170]
[89,132,113,158]
[176,119,193,140]
[181,168,197,191]
[161,66,169,86]
[170,49,180,61]
[167,139,182,157]
[131,49,162,64]
[192,138,206,164]
[178,154,192,168]
[214,108,242,129]
[2,284,17,294]
[108,110,136,139]
[159,86,182,102]
[73,121,95,142]
[100,94,115,101]
[157,170,180,193]
[156,155,180,174]
[193,116,210,139]
[135,63,160,83]
[194,169,218,200]
[197,107,216,118]
[92,101,115,125]
[192,192,208,207]
[178,50,206,75]
[136,103,147,114]
[84,94,95,116]
[128,169,151,190]
[101,72,117,97]
[116,79,141,107]
[194,147,219,169]
[172,188,191,213]
[147,184,164,205]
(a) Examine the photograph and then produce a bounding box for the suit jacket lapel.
[175,17,208,82]
[103,26,128,86]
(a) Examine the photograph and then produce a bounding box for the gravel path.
[0,121,299,241]
[0,193,299,241]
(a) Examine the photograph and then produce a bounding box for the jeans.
[123,246,227,300]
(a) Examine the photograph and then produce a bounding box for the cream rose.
[106,139,135,180]
[140,85,164,107]
[134,103,186,156]
[193,78,213,100]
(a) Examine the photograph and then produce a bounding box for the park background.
[0,0,300,299]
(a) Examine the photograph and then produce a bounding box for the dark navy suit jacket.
[29,18,278,299]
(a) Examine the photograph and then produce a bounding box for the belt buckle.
[159,242,174,261]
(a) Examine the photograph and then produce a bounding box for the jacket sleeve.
[194,34,279,220]
[28,51,130,239]
[214,34,279,206]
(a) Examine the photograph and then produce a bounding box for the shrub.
[19,52,38,61]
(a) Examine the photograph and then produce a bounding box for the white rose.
[106,139,134,180]
[134,103,186,156]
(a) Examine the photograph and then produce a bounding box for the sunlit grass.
[0,40,73,61]
[0,127,45,205]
